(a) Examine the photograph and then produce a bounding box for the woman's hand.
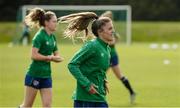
[104,80,109,94]
[51,51,64,63]
[46,55,53,62]
[89,84,98,94]
[52,56,64,63]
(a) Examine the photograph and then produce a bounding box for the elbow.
[68,63,77,72]
[67,63,72,70]
[31,53,38,60]
[31,55,36,60]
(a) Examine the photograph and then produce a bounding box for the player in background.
[101,11,136,104]
[19,21,31,45]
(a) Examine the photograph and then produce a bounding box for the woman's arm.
[31,47,52,62]
[51,51,64,63]
[68,43,98,94]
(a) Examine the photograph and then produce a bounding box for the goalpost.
[20,5,132,45]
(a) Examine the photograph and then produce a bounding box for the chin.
[108,38,113,41]
[51,29,56,32]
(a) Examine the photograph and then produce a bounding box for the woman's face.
[98,21,114,43]
[45,15,57,32]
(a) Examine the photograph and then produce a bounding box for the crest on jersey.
[54,42,56,46]
[101,53,104,57]
[46,41,49,45]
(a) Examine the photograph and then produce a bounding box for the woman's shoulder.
[52,34,57,39]
[84,38,97,48]
[32,29,44,40]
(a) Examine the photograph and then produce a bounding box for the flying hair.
[58,12,98,42]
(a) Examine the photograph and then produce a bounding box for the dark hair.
[25,7,55,28]
[91,17,111,37]
[58,12,111,41]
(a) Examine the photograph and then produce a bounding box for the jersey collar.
[41,27,53,36]
[97,37,108,48]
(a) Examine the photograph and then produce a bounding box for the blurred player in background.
[101,11,136,104]
[19,21,31,45]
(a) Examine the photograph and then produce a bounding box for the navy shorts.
[25,74,52,89]
[74,100,108,107]
[110,55,119,67]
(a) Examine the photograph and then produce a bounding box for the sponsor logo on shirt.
[46,41,49,45]
[101,53,104,57]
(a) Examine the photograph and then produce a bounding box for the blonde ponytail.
[25,7,45,28]
[58,12,98,41]
[25,7,56,28]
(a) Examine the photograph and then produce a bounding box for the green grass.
[1,21,180,43]
[132,22,180,42]
[0,43,180,107]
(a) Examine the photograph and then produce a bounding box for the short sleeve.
[32,34,42,49]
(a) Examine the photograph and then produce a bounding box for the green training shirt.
[68,37,111,102]
[110,45,118,57]
[110,31,119,57]
[27,28,58,78]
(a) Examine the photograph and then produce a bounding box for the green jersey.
[110,45,117,57]
[27,28,58,78]
[68,38,111,102]
[110,31,119,57]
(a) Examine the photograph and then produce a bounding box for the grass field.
[0,42,180,107]
[1,22,180,43]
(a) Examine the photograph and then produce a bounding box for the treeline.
[1,0,180,21]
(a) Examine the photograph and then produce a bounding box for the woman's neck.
[99,36,109,44]
[44,27,52,36]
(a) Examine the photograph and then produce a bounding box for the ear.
[97,28,103,35]
[44,20,48,26]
